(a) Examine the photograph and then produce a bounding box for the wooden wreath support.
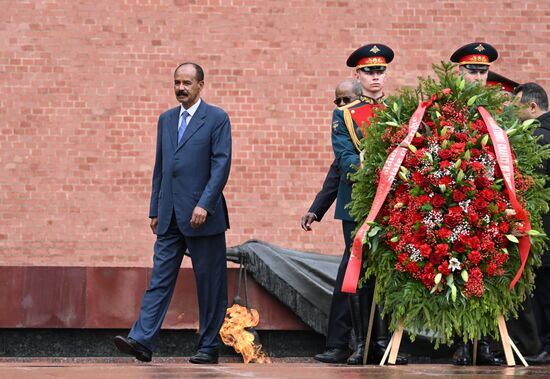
[377,314,528,367]
[362,287,378,365]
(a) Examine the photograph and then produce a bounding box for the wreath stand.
[362,295,529,367]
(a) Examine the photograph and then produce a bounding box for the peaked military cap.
[486,71,518,93]
[346,43,394,72]
[450,42,498,70]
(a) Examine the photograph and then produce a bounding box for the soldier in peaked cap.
[314,43,408,366]
[347,43,394,104]
[450,42,498,84]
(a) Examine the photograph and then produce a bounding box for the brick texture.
[1,0,550,266]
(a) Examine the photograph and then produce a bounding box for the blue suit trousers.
[129,214,228,355]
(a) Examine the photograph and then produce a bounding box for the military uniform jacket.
[534,112,550,267]
[331,97,384,221]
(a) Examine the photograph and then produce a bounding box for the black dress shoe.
[313,348,349,364]
[189,351,219,364]
[525,351,550,365]
[477,340,504,366]
[371,342,409,365]
[113,336,152,362]
[347,343,365,365]
[452,342,471,365]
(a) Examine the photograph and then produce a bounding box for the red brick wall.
[2,0,550,266]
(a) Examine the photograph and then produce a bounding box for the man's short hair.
[514,82,549,111]
[174,62,205,81]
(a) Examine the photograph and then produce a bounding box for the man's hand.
[150,217,158,235]
[301,212,318,231]
[191,206,207,229]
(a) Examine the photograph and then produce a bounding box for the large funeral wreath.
[349,63,550,346]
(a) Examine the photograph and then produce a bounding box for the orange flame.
[219,304,271,363]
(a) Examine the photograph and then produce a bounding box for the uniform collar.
[360,94,385,105]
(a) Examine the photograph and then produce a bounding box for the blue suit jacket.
[149,100,232,236]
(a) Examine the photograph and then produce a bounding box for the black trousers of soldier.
[533,267,550,353]
[325,220,375,349]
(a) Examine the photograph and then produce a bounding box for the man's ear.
[529,101,538,115]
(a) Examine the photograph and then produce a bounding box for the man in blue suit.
[114,62,232,364]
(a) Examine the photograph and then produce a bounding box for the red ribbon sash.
[341,101,431,293]
[478,106,531,289]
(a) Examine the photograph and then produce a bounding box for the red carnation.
[467,211,479,224]
[397,253,408,263]
[475,176,491,188]
[480,188,495,201]
[450,142,466,155]
[438,261,451,276]
[419,244,432,258]
[485,262,498,276]
[453,239,466,253]
[468,250,482,265]
[439,176,453,186]
[406,261,420,276]
[439,160,451,169]
[464,267,484,297]
[473,197,488,211]
[498,222,510,233]
[438,150,453,159]
[481,240,495,252]
[435,243,449,256]
[437,227,452,239]
[455,132,469,142]
[452,190,466,202]
[432,194,446,208]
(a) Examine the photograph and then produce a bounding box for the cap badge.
[370,45,381,54]
[474,44,485,52]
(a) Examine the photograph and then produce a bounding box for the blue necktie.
[178,110,189,145]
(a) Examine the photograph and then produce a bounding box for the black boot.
[314,348,350,364]
[452,340,471,365]
[346,289,370,365]
[371,307,408,365]
[477,337,504,366]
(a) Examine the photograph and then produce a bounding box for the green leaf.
[522,119,536,128]
[451,284,457,302]
[386,121,399,127]
[454,159,462,169]
[368,226,381,237]
[467,95,478,106]
[506,234,520,243]
[527,229,545,237]
[456,169,465,182]
[434,273,442,285]
[461,270,468,282]
[371,236,379,254]
[408,144,417,153]
[392,102,399,112]
[390,235,400,243]
[481,134,489,146]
